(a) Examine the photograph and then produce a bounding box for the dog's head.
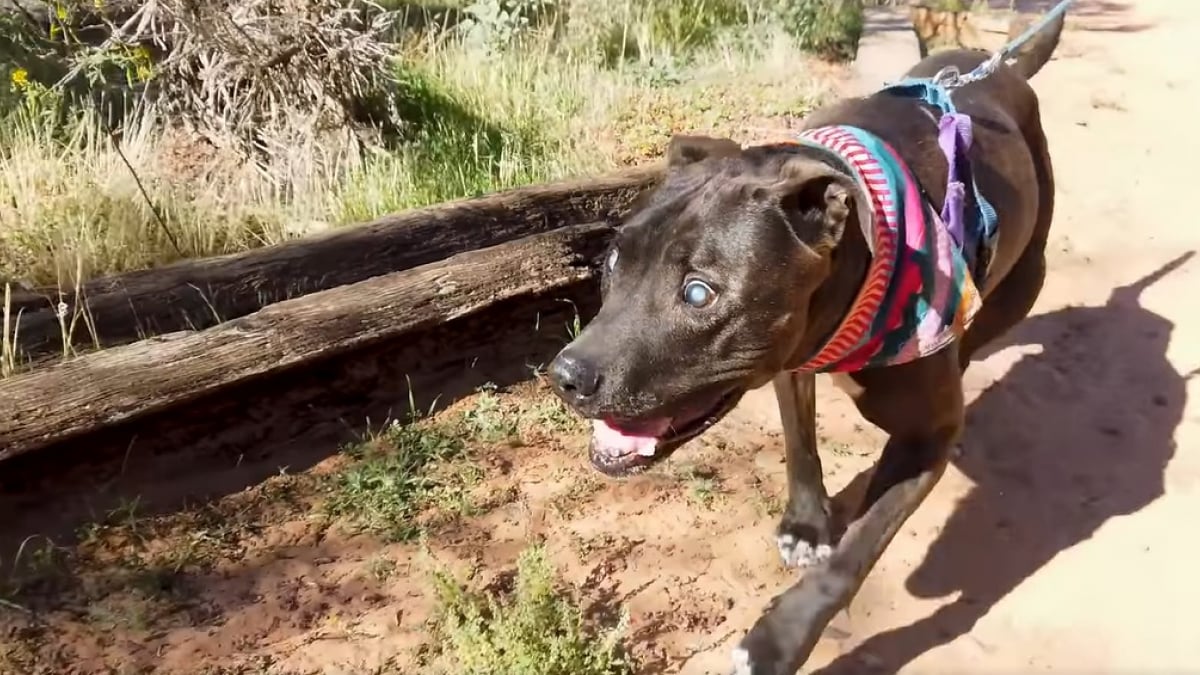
[548,135,866,476]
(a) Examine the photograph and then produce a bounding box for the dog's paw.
[775,504,834,569]
[776,532,832,569]
[730,647,754,675]
[730,644,791,675]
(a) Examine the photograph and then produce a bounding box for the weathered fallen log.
[12,166,659,361]
[0,220,613,461]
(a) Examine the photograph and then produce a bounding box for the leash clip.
[931,65,960,88]
[931,65,965,90]
[933,53,1002,92]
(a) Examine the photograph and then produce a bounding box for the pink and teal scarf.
[793,125,983,372]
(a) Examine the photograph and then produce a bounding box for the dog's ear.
[768,157,861,254]
[666,135,742,169]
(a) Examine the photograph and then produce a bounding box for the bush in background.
[775,0,864,60]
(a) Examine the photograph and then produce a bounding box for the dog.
[911,2,984,56]
[547,7,1065,674]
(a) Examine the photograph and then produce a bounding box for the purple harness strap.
[937,111,972,249]
[883,76,1000,281]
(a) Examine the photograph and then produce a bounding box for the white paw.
[776,533,833,569]
[731,647,753,675]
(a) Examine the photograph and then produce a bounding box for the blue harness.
[872,0,1074,286]
[881,77,1000,285]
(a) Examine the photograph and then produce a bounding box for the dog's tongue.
[592,419,670,458]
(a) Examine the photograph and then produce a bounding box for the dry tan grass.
[0,0,847,297]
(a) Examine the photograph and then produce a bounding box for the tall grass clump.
[0,98,332,286]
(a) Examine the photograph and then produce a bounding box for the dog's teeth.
[636,445,657,457]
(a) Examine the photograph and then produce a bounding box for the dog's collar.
[789,125,982,373]
[790,126,898,372]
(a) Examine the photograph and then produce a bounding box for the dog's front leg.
[734,355,964,675]
[773,371,834,568]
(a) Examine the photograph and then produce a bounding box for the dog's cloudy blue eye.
[605,248,618,272]
[682,279,715,308]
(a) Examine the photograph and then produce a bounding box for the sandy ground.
[3,1,1199,673]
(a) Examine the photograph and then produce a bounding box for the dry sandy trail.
[693,0,1200,671]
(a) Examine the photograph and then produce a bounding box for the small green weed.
[753,490,786,518]
[674,463,723,508]
[430,545,633,675]
[2,536,66,599]
[462,384,521,443]
[566,312,583,341]
[366,555,400,582]
[522,395,586,436]
[547,476,603,518]
[325,419,468,542]
[74,496,256,579]
[427,462,489,520]
[84,592,159,633]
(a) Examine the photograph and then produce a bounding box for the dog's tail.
[1006,8,1067,80]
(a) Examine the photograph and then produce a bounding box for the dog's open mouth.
[588,390,741,476]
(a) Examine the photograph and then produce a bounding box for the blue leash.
[875,0,1074,282]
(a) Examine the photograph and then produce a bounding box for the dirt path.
[3,2,1198,673]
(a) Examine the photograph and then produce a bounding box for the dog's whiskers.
[725,345,772,360]
[695,368,756,387]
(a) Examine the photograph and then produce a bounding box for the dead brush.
[73,0,402,182]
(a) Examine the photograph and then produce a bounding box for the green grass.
[365,554,401,582]
[323,385,588,541]
[462,384,523,444]
[673,462,724,508]
[0,0,854,297]
[521,395,586,435]
[0,383,614,669]
[333,60,569,223]
[429,544,633,675]
[325,418,469,542]
[0,492,271,635]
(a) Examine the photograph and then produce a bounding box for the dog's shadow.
[818,252,1193,673]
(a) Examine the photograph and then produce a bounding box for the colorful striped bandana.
[793,125,982,373]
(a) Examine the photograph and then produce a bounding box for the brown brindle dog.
[911,2,984,56]
[547,9,1066,675]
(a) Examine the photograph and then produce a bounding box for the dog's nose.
[549,352,601,402]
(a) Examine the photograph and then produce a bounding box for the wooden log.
[0,220,613,460]
[11,167,659,361]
